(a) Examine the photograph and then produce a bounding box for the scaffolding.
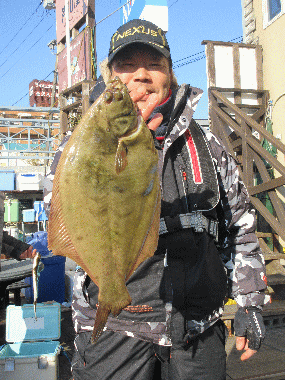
[0,117,60,167]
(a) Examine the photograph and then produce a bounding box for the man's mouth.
[140,90,154,101]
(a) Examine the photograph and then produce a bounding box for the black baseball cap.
[108,19,171,63]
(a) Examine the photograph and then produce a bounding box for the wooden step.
[61,100,82,113]
[267,273,285,286]
[61,80,95,97]
[266,260,285,284]
[264,253,285,260]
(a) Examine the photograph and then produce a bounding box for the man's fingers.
[129,87,160,121]
[236,336,246,351]
[236,337,257,361]
[128,86,162,130]
[19,246,38,259]
[240,348,257,361]
[148,113,163,131]
[129,86,146,103]
[140,93,160,121]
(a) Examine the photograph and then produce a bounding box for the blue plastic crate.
[25,256,66,304]
[22,209,35,222]
[34,200,48,221]
[0,170,15,191]
[24,233,66,304]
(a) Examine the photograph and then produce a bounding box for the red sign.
[29,80,59,107]
[56,0,89,42]
[57,30,91,93]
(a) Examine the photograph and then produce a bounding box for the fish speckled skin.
[48,77,161,343]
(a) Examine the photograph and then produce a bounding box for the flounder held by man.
[48,77,161,343]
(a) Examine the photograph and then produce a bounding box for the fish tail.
[91,305,110,344]
[91,287,132,344]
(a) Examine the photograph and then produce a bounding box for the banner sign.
[120,0,168,31]
[56,0,89,42]
[57,30,91,93]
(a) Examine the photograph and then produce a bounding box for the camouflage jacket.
[43,84,269,346]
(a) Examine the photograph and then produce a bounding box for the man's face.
[111,45,172,111]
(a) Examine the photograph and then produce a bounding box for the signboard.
[120,0,168,31]
[29,80,59,107]
[56,0,89,42]
[57,30,91,93]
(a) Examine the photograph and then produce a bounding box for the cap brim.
[108,41,171,63]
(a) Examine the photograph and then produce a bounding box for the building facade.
[241,0,285,170]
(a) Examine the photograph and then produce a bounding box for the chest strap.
[159,211,218,241]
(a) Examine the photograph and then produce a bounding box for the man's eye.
[149,62,164,68]
[122,62,134,67]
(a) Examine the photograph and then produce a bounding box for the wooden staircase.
[257,232,285,300]
[59,79,96,135]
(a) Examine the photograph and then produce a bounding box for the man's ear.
[170,68,178,89]
[99,58,112,84]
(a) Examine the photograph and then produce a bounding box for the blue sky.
[0,0,243,119]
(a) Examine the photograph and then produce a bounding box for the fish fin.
[91,304,110,344]
[48,155,86,267]
[126,189,161,280]
[115,141,128,174]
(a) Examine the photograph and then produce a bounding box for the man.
[44,19,269,380]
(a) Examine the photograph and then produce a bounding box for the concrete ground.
[226,327,285,380]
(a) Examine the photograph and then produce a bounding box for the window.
[263,0,284,28]
[269,0,281,20]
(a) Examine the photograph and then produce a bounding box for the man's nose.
[133,66,151,82]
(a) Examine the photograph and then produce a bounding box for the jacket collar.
[162,84,203,159]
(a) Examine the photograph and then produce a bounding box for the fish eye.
[104,91,113,103]
[114,90,123,101]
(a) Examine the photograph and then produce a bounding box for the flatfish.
[48,77,161,343]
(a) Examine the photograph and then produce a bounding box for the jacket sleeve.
[208,133,270,309]
[2,231,30,260]
[43,131,72,217]
[0,191,31,260]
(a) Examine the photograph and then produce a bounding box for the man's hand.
[236,336,257,361]
[234,307,266,361]
[19,246,37,260]
[129,86,163,131]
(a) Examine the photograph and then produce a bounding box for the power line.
[8,2,132,107]
[173,53,205,69]
[0,15,47,69]
[95,0,131,26]
[174,50,205,65]
[173,35,243,69]
[169,0,180,9]
[0,1,43,56]
[0,24,54,80]
[12,70,54,107]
